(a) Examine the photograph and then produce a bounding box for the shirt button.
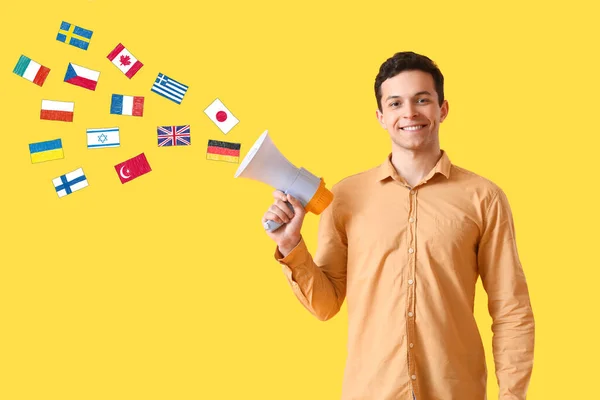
[410,343,414,348]
[408,248,414,254]
[408,279,414,285]
[409,217,415,223]
[408,311,414,317]
[410,190,416,195]
[411,375,417,380]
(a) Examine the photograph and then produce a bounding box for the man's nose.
[402,103,419,118]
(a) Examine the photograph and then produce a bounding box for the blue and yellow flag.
[29,139,64,164]
[56,21,93,50]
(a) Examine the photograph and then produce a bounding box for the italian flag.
[13,55,50,86]
[40,100,74,122]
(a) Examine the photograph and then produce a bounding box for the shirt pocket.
[431,215,471,251]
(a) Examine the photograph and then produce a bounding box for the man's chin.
[392,141,428,152]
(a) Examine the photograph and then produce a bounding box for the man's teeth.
[402,125,425,131]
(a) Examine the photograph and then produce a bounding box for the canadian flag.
[107,43,143,79]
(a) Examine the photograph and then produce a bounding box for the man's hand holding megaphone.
[235,130,333,255]
[262,190,306,257]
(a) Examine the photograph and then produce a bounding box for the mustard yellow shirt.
[275,151,534,400]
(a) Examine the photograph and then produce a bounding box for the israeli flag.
[87,127,120,149]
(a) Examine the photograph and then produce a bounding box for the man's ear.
[376,109,387,129]
[440,100,449,123]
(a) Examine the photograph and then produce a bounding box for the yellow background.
[1,0,597,398]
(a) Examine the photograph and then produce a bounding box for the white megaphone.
[234,130,334,232]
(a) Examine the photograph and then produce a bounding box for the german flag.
[206,139,241,163]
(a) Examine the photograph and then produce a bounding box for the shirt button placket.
[407,187,418,393]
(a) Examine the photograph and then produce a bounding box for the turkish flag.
[114,153,152,184]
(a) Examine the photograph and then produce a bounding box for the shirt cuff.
[274,238,309,268]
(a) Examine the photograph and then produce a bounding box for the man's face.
[376,70,449,153]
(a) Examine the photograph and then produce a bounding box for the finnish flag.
[52,168,89,198]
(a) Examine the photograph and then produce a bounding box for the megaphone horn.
[234,130,333,232]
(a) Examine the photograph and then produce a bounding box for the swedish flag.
[56,21,93,50]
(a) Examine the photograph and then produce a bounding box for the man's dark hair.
[374,51,445,111]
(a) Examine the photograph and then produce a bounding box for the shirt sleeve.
[274,187,348,321]
[478,189,535,400]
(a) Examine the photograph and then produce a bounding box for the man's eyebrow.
[385,91,433,101]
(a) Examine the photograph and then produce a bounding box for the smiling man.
[263,51,535,400]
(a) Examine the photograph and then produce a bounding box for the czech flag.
[64,63,100,91]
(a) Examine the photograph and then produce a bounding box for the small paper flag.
[206,139,240,163]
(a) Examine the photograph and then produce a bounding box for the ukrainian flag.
[29,139,64,164]
[56,21,93,50]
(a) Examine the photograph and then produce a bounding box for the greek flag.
[151,73,188,104]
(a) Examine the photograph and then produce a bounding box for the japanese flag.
[204,98,239,134]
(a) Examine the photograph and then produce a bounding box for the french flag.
[110,94,144,117]
[64,63,100,91]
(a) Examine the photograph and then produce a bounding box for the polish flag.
[107,43,143,79]
[40,100,74,122]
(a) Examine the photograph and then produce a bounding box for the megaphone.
[234,130,334,232]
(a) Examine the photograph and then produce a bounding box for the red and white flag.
[40,100,74,122]
[107,43,143,79]
[204,98,239,134]
[114,153,152,184]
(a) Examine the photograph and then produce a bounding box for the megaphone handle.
[263,201,295,232]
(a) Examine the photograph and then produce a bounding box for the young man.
[262,52,535,400]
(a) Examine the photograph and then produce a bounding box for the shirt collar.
[376,150,452,183]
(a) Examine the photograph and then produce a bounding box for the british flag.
[157,125,191,147]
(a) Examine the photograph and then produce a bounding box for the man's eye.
[417,98,430,104]
[389,102,400,107]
